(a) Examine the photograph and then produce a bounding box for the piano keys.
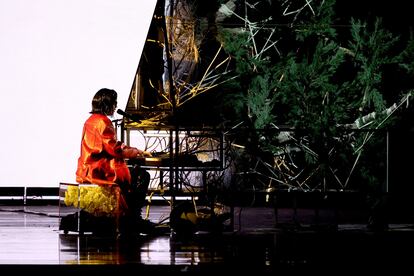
[127,152,221,169]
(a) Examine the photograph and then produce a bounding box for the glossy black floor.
[0,201,414,274]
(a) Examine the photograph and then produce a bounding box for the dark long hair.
[90,88,117,115]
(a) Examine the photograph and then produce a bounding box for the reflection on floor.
[0,204,414,274]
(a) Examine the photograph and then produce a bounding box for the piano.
[116,1,233,234]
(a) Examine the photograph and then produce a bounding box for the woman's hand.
[136,150,152,158]
[141,151,152,157]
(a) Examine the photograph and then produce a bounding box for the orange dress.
[76,114,140,185]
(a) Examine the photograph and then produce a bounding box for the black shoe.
[135,218,157,234]
[135,218,171,236]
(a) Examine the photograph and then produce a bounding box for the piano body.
[117,0,228,196]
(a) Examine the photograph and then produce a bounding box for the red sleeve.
[100,118,140,159]
[100,121,122,158]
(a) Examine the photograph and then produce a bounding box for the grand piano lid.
[123,0,232,129]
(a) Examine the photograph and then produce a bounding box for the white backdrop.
[0,0,157,187]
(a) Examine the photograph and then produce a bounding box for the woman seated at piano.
[70,88,155,235]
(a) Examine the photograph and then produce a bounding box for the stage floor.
[0,204,413,274]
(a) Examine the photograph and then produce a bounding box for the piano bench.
[58,182,121,235]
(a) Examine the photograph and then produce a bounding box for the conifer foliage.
[214,0,414,192]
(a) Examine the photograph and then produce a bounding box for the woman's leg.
[129,165,151,218]
[118,166,153,235]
